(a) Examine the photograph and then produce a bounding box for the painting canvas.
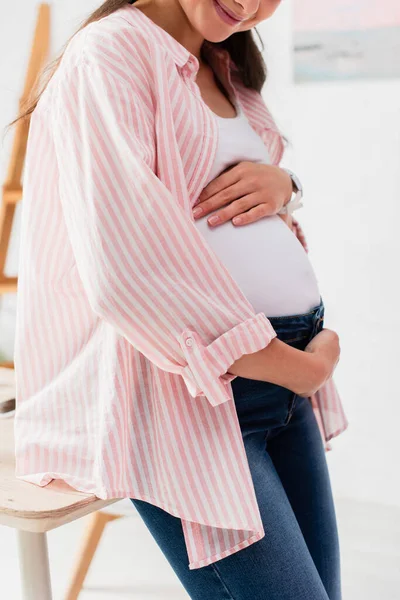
[293,0,400,82]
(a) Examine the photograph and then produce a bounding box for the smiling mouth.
[213,0,245,25]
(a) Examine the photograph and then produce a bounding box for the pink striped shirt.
[14,4,348,570]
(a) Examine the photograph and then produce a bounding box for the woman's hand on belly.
[192,162,293,227]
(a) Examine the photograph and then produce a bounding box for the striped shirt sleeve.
[50,46,278,408]
[291,217,309,253]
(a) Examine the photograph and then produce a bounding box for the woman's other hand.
[295,329,341,398]
[192,162,293,227]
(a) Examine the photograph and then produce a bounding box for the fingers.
[194,179,251,220]
[193,161,283,226]
[197,163,243,203]
[226,197,276,225]
[207,194,275,227]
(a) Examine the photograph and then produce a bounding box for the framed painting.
[294,0,400,82]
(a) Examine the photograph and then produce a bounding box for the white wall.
[1,1,399,508]
[260,2,400,508]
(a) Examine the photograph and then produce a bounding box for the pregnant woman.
[11,0,348,599]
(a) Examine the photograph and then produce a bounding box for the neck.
[131,0,205,62]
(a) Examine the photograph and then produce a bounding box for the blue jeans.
[130,296,342,599]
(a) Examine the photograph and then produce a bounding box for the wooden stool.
[0,406,121,599]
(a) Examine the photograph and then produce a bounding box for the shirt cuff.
[179,313,277,407]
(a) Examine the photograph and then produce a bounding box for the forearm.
[227,337,319,394]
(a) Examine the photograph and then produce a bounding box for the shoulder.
[58,11,157,89]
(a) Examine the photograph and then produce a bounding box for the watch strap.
[277,191,303,215]
[278,168,304,216]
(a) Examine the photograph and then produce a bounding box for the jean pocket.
[283,334,310,344]
[233,378,297,430]
[232,376,276,395]
[275,325,311,346]
[281,333,312,353]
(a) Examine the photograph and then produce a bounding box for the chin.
[186,1,255,41]
[202,31,235,43]
[199,21,247,43]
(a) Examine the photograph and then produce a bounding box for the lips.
[214,0,244,22]
[218,1,243,21]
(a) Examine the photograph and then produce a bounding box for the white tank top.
[194,97,321,317]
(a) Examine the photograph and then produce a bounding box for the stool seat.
[0,369,119,532]
[0,367,123,599]
[0,411,119,531]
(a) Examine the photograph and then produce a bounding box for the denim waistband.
[265,295,325,342]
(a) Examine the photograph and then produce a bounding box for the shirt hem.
[188,528,265,570]
[14,471,258,531]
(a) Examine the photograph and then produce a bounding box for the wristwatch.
[277,168,304,216]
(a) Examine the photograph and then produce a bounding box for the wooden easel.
[0,4,50,369]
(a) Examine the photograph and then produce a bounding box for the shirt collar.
[119,3,239,76]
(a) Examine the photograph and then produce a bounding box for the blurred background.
[0,1,399,598]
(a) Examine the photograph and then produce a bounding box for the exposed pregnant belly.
[195,211,321,317]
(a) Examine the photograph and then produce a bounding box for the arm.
[228,336,322,395]
[50,39,279,408]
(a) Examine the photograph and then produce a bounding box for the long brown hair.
[7,0,268,130]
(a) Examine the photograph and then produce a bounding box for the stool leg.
[17,530,53,600]
[64,511,122,600]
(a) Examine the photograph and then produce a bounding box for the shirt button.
[185,338,193,347]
